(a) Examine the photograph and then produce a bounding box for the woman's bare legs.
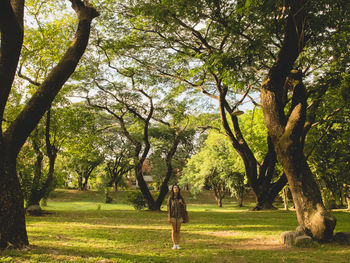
[171,222,182,246]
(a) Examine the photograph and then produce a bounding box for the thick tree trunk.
[0,148,28,249]
[27,194,41,208]
[0,0,98,249]
[0,0,24,123]
[277,142,335,240]
[261,74,336,240]
[260,0,336,241]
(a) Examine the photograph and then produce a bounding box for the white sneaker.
[172,245,177,250]
[176,245,181,249]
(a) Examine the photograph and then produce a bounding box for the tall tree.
[118,0,348,240]
[150,99,196,208]
[0,0,98,249]
[60,103,104,190]
[19,109,58,208]
[112,0,286,210]
[86,78,158,209]
[259,0,348,240]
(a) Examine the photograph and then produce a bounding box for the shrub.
[125,191,147,210]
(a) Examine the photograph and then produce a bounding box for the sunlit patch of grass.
[1,189,349,262]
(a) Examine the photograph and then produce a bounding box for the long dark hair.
[170,184,183,200]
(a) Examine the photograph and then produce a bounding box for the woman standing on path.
[168,185,186,250]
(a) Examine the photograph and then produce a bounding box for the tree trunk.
[218,198,223,207]
[27,134,44,207]
[155,135,180,210]
[0,0,98,249]
[261,73,336,241]
[27,120,58,208]
[238,194,243,207]
[345,185,350,210]
[135,161,157,210]
[0,148,28,249]
[82,175,89,190]
[260,0,336,241]
[213,187,224,207]
[77,172,83,191]
[283,187,289,211]
[277,143,335,240]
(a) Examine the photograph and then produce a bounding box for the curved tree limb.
[4,0,99,155]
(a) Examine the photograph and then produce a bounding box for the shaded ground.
[1,189,349,262]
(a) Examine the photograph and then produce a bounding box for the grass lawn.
[1,189,349,262]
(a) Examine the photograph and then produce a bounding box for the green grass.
[1,189,350,263]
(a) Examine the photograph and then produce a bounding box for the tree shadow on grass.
[12,244,170,262]
[6,215,350,263]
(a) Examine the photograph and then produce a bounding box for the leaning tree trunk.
[0,0,98,249]
[260,0,335,241]
[0,147,29,249]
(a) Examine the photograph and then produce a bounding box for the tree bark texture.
[0,0,98,249]
[4,1,99,155]
[0,145,28,249]
[260,0,336,241]
[0,0,24,126]
[283,187,289,211]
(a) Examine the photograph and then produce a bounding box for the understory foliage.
[126,191,147,210]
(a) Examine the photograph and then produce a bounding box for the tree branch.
[5,0,99,155]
